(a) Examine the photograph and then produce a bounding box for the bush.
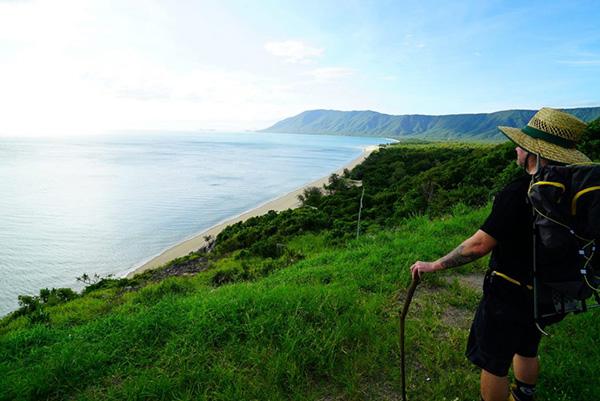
[80,276,138,295]
[297,186,323,207]
[211,265,248,286]
[249,238,284,258]
[580,117,600,161]
[11,287,78,324]
[39,287,78,306]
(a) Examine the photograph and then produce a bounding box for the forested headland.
[261,107,600,140]
[1,119,599,400]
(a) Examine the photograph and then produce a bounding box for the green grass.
[1,204,598,400]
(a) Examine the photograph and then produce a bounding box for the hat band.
[521,125,576,149]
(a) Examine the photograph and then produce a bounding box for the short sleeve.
[480,189,523,242]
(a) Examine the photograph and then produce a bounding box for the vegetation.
[262,107,600,140]
[212,141,523,255]
[11,287,79,324]
[1,126,599,400]
[580,116,600,161]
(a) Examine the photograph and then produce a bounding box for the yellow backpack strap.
[530,181,566,191]
[571,186,600,215]
[491,270,533,290]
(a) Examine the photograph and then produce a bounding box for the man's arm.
[410,230,497,279]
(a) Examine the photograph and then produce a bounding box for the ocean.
[0,132,389,316]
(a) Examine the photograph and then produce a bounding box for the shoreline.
[125,145,380,278]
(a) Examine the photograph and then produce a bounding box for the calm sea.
[0,132,389,316]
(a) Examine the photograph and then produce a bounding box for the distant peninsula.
[261,107,600,140]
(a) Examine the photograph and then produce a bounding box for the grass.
[1,204,598,400]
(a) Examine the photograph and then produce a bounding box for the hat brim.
[498,126,591,164]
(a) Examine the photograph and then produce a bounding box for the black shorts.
[466,271,542,377]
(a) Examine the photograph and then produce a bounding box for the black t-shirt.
[480,175,534,285]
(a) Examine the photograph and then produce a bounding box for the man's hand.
[410,261,440,280]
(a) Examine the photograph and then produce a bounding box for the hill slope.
[261,107,600,140]
[2,139,600,400]
[1,206,598,400]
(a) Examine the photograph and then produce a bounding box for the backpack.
[528,163,600,326]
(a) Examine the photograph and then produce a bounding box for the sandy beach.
[126,145,380,278]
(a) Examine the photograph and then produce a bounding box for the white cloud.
[0,49,288,134]
[0,2,370,135]
[264,40,323,63]
[304,67,355,82]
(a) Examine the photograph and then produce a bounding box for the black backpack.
[528,163,600,327]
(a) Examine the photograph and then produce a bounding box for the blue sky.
[0,0,599,135]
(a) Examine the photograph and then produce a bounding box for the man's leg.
[510,355,539,400]
[480,369,509,401]
[512,354,539,384]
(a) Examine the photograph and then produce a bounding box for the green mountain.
[261,107,600,140]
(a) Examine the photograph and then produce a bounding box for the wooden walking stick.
[400,275,420,401]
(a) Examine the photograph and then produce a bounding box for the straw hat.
[498,107,591,164]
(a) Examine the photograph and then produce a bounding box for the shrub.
[249,238,284,258]
[211,265,247,286]
[10,287,77,324]
[39,287,78,306]
[297,186,323,207]
[580,117,600,161]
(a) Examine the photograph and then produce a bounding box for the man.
[409,108,591,401]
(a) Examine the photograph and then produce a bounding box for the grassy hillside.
[261,108,600,141]
[2,206,598,400]
[2,128,599,400]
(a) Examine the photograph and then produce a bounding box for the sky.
[0,0,599,136]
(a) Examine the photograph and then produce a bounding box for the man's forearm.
[411,230,495,278]
[436,243,483,270]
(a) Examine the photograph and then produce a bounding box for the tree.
[580,118,600,161]
[297,186,323,207]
